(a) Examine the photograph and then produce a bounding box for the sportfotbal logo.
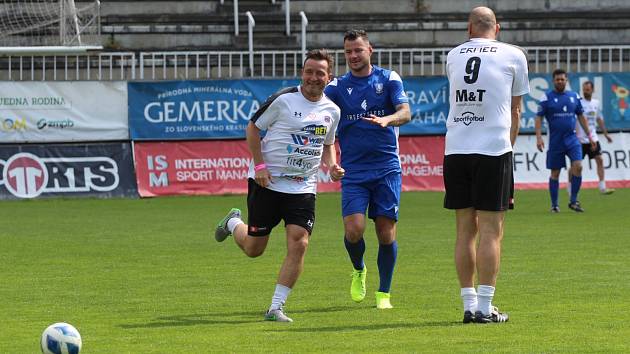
[453,111,485,126]
[0,152,120,198]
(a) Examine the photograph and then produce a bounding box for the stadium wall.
[1,74,630,199]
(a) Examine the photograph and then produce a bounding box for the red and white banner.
[133,137,446,197]
[133,133,629,197]
[399,136,445,191]
[133,140,252,197]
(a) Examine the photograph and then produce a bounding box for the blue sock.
[570,175,582,204]
[549,178,559,207]
[344,237,365,271]
[377,241,397,293]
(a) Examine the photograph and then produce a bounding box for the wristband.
[254,163,267,172]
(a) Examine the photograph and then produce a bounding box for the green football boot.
[350,267,367,302]
[375,291,393,309]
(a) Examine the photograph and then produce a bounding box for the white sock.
[599,181,606,191]
[460,287,478,313]
[477,285,495,315]
[227,217,244,233]
[269,284,292,311]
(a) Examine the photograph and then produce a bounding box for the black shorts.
[443,152,513,211]
[246,178,316,237]
[582,141,602,159]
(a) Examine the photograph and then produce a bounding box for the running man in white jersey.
[444,7,529,324]
[214,49,344,323]
[575,81,615,194]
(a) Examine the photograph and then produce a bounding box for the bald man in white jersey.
[444,7,529,324]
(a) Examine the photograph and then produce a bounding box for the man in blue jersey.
[535,68,595,212]
[324,29,411,309]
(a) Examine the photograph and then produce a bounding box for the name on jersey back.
[459,46,498,54]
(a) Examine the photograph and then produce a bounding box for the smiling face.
[344,36,372,76]
[300,58,331,101]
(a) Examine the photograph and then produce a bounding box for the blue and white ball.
[40,322,82,354]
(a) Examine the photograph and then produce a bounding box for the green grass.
[1,189,629,353]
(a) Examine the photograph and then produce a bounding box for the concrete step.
[99,1,219,16]
[216,0,283,15]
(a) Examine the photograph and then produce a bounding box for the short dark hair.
[552,68,567,78]
[583,80,594,89]
[343,29,369,43]
[303,49,334,75]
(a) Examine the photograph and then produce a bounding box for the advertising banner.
[133,140,252,196]
[399,136,445,191]
[0,81,128,142]
[128,80,298,140]
[402,76,450,135]
[135,133,628,197]
[0,142,137,200]
[521,72,630,133]
[133,137,446,197]
[513,132,630,189]
[127,72,630,139]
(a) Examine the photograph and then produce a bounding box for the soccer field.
[2,189,629,353]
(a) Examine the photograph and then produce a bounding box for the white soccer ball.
[40,322,82,354]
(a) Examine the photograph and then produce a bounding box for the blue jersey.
[324,65,409,174]
[537,90,584,150]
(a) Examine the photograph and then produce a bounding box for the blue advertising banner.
[521,72,630,133]
[127,73,630,139]
[402,76,449,135]
[0,142,137,200]
[405,72,630,135]
[128,80,297,140]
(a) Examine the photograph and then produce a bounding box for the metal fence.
[1,45,630,81]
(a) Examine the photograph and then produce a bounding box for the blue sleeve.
[574,94,584,115]
[388,76,409,107]
[536,98,547,117]
[324,85,337,104]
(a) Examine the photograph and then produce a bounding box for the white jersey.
[250,86,340,194]
[445,38,530,156]
[577,98,600,143]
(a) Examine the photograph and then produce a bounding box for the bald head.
[468,6,498,39]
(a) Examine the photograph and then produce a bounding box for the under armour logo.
[294,112,302,117]
[307,220,313,227]
[347,88,353,95]
[563,105,567,112]
[554,98,558,102]
[361,99,367,111]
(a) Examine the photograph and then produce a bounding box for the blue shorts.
[341,170,401,221]
[546,144,582,170]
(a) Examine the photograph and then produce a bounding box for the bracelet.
[254,163,267,172]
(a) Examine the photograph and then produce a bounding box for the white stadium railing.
[1,45,629,81]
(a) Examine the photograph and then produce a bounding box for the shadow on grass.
[118,305,369,329]
[264,321,460,332]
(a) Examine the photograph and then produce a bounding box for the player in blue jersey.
[324,29,411,309]
[535,68,596,213]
